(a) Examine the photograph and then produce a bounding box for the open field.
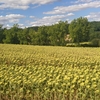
[0,44,100,100]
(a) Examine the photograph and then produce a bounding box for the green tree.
[16,28,23,44]
[91,38,100,47]
[37,26,50,45]
[28,28,38,45]
[18,28,29,44]
[69,17,90,44]
[48,21,69,46]
[0,24,4,43]
[89,21,100,41]
[58,21,69,45]
[3,24,20,44]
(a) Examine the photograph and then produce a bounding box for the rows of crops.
[0,44,100,100]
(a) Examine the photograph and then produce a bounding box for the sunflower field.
[0,44,100,100]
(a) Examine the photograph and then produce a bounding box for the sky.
[0,0,100,28]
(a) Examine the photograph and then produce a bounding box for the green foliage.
[3,24,20,44]
[89,21,100,31]
[79,42,92,47]
[37,26,50,45]
[48,21,69,46]
[1,21,69,46]
[0,25,4,43]
[66,42,92,47]
[66,43,76,47]
[69,17,90,44]
[91,38,100,47]
[89,31,100,41]
[0,18,100,46]
[89,21,100,47]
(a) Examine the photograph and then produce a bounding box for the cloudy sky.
[0,0,100,28]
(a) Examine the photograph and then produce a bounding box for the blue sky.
[0,0,100,28]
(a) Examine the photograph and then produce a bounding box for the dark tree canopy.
[0,18,100,47]
[69,17,90,44]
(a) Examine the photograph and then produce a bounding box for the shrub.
[91,38,100,47]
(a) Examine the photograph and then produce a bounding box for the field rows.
[0,44,100,100]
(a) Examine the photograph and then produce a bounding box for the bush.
[66,42,92,47]
[80,42,92,47]
[66,43,76,47]
[91,39,100,47]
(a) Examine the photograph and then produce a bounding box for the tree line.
[0,17,100,47]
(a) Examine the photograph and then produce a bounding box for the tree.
[48,21,69,46]
[18,28,29,44]
[0,24,4,43]
[69,17,90,44]
[37,26,50,45]
[28,28,39,45]
[89,21,100,41]
[91,38,100,47]
[3,24,20,44]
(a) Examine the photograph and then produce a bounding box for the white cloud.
[3,23,26,29]
[44,1,100,14]
[31,0,60,5]
[85,12,100,21]
[18,24,26,29]
[30,13,74,26]
[30,16,35,18]
[0,14,25,24]
[0,0,60,10]
[4,24,11,29]
[0,3,29,10]
[67,13,74,16]
[73,0,93,3]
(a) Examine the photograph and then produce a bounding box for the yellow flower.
[85,80,89,84]
[95,90,99,94]
[86,85,90,89]
[80,82,84,87]
[70,89,74,93]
